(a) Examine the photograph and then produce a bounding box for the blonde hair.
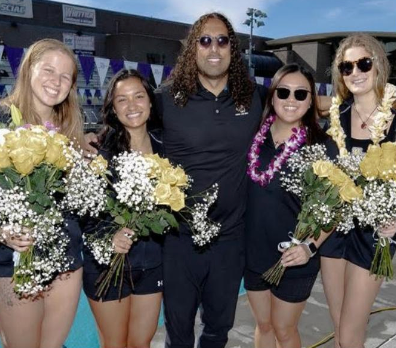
[1,39,84,145]
[332,33,390,103]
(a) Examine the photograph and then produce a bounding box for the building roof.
[266,31,396,48]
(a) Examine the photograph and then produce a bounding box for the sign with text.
[62,4,96,27]
[63,33,95,52]
[0,0,33,18]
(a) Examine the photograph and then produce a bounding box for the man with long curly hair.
[156,12,266,348]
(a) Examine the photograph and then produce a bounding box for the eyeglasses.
[338,57,374,76]
[275,87,311,101]
[196,35,230,48]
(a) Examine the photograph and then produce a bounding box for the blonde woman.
[320,33,396,348]
[0,39,84,348]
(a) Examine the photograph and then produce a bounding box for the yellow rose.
[366,144,382,158]
[5,128,26,150]
[156,157,172,171]
[328,168,350,187]
[380,142,396,159]
[160,168,179,186]
[144,154,161,178]
[359,145,382,179]
[339,181,363,203]
[155,183,172,204]
[25,127,48,165]
[0,145,11,169]
[378,160,396,181]
[5,128,46,166]
[377,142,396,180]
[45,133,70,169]
[360,158,380,180]
[8,147,35,175]
[168,187,185,212]
[89,155,108,175]
[173,166,189,187]
[312,160,335,178]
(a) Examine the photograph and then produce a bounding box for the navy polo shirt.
[156,83,265,239]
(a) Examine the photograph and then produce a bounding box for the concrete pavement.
[153,257,396,348]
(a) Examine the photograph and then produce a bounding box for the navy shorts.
[244,268,317,303]
[83,265,163,302]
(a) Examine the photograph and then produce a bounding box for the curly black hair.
[169,12,254,110]
[102,69,158,154]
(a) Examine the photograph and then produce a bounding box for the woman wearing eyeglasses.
[320,33,396,348]
[244,64,337,348]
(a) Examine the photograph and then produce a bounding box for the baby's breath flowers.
[264,145,357,285]
[59,148,108,217]
[84,151,220,298]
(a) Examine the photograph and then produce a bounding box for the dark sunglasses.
[275,87,311,101]
[196,35,230,48]
[338,57,374,76]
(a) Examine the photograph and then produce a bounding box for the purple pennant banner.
[110,59,124,75]
[163,66,173,80]
[78,55,95,85]
[318,83,327,96]
[137,62,151,80]
[5,46,24,78]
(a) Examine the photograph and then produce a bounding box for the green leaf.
[162,212,178,228]
[114,215,126,225]
[149,221,166,234]
[36,193,52,208]
[31,203,45,214]
[31,166,47,193]
[2,167,21,185]
[140,227,150,237]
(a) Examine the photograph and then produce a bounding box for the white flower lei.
[327,83,396,157]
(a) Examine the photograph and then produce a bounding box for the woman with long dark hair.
[82,69,163,348]
[245,64,336,348]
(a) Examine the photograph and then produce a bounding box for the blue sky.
[53,0,396,39]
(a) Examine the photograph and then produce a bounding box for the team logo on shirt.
[235,105,248,117]
[157,280,163,287]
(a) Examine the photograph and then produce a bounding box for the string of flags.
[0,44,173,92]
[0,44,334,100]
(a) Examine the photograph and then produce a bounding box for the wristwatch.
[302,241,318,258]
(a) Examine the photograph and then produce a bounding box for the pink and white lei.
[247,114,307,187]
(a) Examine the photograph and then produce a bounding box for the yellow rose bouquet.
[0,118,75,297]
[264,144,360,286]
[84,151,220,298]
[351,142,396,280]
[0,106,108,297]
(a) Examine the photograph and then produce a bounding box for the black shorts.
[83,265,163,302]
[244,268,317,303]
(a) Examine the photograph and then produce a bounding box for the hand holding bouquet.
[264,144,360,285]
[351,142,396,280]
[0,115,74,297]
[84,151,220,298]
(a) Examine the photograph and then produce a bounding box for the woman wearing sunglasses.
[244,64,336,348]
[320,33,396,348]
